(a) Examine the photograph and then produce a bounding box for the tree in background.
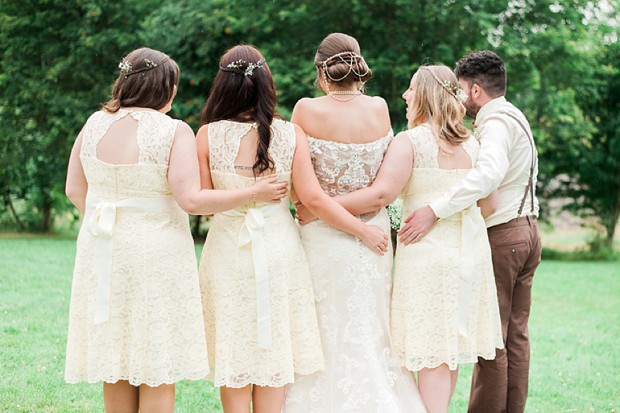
[0,0,155,230]
[0,0,617,248]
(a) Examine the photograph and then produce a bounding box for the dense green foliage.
[0,0,618,247]
[1,236,618,411]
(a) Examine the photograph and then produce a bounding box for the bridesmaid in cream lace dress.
[332,65,504,412]
[283,33,426,413]
[64,48,287,413]
[195,45,389,413]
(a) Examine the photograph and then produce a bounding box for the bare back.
[292,95,391,144]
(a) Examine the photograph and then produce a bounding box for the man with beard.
[397,50,542,413]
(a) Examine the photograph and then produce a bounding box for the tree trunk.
[605,193,620,249]
[41,200,52,232]
[4,193,25,230]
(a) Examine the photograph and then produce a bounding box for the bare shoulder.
[369,95,389,108]
[393,131,412,146]
[292,122,307,139]
[176,120,195,137]
[293,97,323,115]
[291,97,320,125]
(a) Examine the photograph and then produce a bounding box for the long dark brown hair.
[103,47,179,112]
[200,45,276,175]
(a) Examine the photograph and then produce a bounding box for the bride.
[283,33,426,413]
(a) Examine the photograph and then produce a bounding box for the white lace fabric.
[65,110,210,386]
[199,119,324,388]
[284,134,426,412]
[306,131,393,197]
[391,125,504,372]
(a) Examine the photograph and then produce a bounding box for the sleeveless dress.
[199,119,324,388]
[391,125,504,372]
[65,109,210,386]
[284,133,426,413]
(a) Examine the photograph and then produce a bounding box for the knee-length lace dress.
[199,119,324,388]
[65,109,210,386]
[391,125,504,372]
[284,133,426,413]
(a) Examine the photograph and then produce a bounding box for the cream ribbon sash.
[221,202,288,349]
[86,193,176,325]
[445,204,484,338]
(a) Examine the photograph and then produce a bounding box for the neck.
[329,86,359,93]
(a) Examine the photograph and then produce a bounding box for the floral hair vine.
[219,59,265,77]
[320,51,369,82]
[419,67,468,103]
[118,57,170,78]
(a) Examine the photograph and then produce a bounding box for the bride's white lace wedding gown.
[284,133,426,413]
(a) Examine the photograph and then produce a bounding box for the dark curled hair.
[200,45,276,176]
[103,47,179,112]
[454,50,506,98]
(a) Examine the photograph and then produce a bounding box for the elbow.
[176,195,201,215]
[304,193,325,214]
[376,189,393,209]
[65,187,85,208]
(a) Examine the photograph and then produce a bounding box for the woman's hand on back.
[251,177,288,203]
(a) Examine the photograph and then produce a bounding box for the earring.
[323,73,331,95]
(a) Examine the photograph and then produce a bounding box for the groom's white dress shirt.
[429,96,540,228]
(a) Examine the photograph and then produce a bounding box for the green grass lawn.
[0,236,618,412]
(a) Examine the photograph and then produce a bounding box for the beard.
[464,99,481,119]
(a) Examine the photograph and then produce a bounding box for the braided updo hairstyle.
[314,33,372,90]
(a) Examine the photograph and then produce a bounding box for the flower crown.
[118,57,169,78]
[219,59,265,77]
[319,51,369,82]
[419,67,468,103]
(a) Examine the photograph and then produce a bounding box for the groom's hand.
[397,206,438,245]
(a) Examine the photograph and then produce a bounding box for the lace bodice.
[79,110,179,198]
[307,131,393,197]
[409,124,479,169]
[208,119,296,206]
[401,125,479,205]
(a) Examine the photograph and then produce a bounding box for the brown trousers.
[468,216,542,413]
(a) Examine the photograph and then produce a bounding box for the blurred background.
[0,0,618,258]
[0,1,618,412]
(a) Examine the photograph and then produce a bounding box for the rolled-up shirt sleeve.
[429,117,512,218]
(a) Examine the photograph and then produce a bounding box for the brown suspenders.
[497,111,537,218]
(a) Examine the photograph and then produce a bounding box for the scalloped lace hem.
[65,370,210,387]
[403,349,501,372]
[212,363,324,388]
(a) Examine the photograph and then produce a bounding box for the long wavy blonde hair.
[407,65,469,145]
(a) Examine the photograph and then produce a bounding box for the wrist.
[353,220,367,238]
[427,204,440,221]
[245,187,256,203]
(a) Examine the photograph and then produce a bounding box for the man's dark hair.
[454,50,506,98]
